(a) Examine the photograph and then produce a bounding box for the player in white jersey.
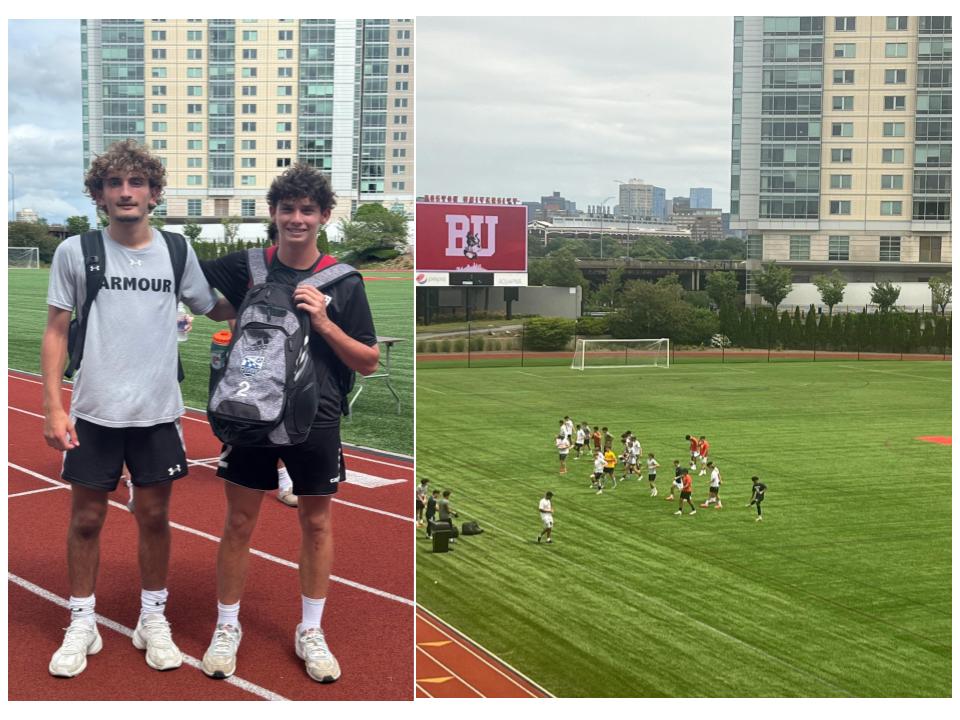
[700,461,723,509]
[537,492,555,543]
[555,434,571,474]
[646,453,660,496]
[574,423,587,459]
[591,450,605,494]
[563,416,575,441]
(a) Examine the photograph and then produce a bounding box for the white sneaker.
[756,516,763,522]
[690,510,697,515]
[132,614,183,671]
[49,620,102,677]
[277,488,299,507]
[673,510,682,515]
[295,625,341,683]
[201,624,242,679]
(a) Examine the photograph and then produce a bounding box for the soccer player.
[603,447,618,490]
[555,433,571,474]
[620,434,640,482]
[747,476,767,521]
[563,416,575,441]
[574,422,587,459]
[415,478,429,527]
[700,461,723,509]
[674,470,697,516]
[199,163,379,683]
[591,426,602,453]
[602,427,614,452]
[665,459,684,501]
[646,453,660,497]
[537,491,554,543]
[591,449,606,494]
[41,140,233,678]
[425,489,440,537]
[697,435,710,476]
[685,434,700,471]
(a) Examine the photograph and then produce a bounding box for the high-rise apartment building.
[689,187,713,209]
[81,19,414,232]
[730,16,951,307]
[618,179,667,219]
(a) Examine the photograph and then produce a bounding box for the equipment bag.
[65,230,188,381]
[207,246,359,447]
[461,521,484,536]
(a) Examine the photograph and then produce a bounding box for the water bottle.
[211,330,232,371]
[176,302,190,343]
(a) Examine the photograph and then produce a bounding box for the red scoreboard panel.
[416,201,528,274]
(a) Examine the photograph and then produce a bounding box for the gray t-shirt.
[47,229,218,427]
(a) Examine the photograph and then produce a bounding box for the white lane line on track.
[415,646,485,698]
[8,371,413,468]
[8,406,413,524]
[415,683,436,698]
[417,609,546,698]
[9,485,68,499]
[7,463,414,608]
[8,573,287,701]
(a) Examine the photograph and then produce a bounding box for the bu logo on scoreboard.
[444,214,499,258]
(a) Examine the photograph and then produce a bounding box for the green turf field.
[415,360,952,697]
[7,268,413,456]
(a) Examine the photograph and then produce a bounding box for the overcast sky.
[7,20,92,225]
[417,17,733,212]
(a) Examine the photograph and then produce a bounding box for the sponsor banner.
[414,271,450,286]
[416,202,528,273]
[494,273,528,287]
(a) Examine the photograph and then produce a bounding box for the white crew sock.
[301,595,326,630]
[217,600,241,627]
[140,588,168,619]
[69,594,96,627]
[278,466,293,493]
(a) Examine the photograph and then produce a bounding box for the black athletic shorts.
[217,424,345,496]
[62,418,187,491]
[603,467,614,475]
[680,491,692,500]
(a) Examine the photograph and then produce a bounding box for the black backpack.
[65,230,188,380]
[207,246,359,447]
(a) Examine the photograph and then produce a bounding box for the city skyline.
[417,17,733,213]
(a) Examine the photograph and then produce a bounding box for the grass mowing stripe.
[416,360,951,696]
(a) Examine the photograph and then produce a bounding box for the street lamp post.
[599,195,614,260]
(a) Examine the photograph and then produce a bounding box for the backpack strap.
[249,246,348,289]
[160,230,188,298]
[298,262,360,292]
[247,246,270,286]
[64,230,106,379]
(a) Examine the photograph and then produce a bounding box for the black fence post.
[467,321,471,369]
[520,320,526,368]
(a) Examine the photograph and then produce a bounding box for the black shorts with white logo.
[217,424,345,496]
[62,418,187,491]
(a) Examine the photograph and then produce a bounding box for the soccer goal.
[571,338,670,370]
[8,247,40,269]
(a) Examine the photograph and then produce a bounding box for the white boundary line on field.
[7,463,414,608]
[833,364,952,382]
[8,573,287,701]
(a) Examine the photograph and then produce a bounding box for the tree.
[812,269,847,315]
[182,221,203,243]
[754,262,793,312]
[339,204,408,263]
[353,203,408,244]
[870,280,901,313]
[528,248,587,289]
[705,270,739,309]
[608,278,718,345]
[148,215,166,230]
[7,221,60,264]
[589,265,626,309]
[929,274,952,316]
[65,215,91,236]
[221,216,241,247]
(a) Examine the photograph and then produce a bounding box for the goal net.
[8,247,39,269]
[571,338,670,370]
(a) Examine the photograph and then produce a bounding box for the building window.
[151,67,167,79]
[832,122,854,137]
[881,175,903,190]
[883,96,906,111]
[187,48,202,60]
[276,122,292,132]
[241,158,256,168]
[392,148,407,157]
[187,157,202,168]
[187,30,202,41]
[187,140,202,150]
[394,98,408,108]
[151,139,167,150]
[831,148,853,163]
[884,69,906,84]
[277,104,292,114]
[241,121,257,131]
[886,16,908,30]
[151,121,167,132]
[833,43,856,58]
[241,199,256,217]
[396,47,410,57]
[187,199,202,216]
[919,236,942,262]
[278,30,293,41]
[393,115,407,125]
[395,64,409,73]
[885,42,908,58]
[882,148,905,163]
[880,201,903,216]
[242,49,257,60]
[152,103,166,114]
[241,175,256,186]
[833,69,855,85]
[789,235,811,260]
[152,48,166,60]
[393,131,407,141]
[187,86,203,97]
[835,17,856,31]
[276,158,291,167]
[397,29,410,39]
[879,237,901,262]
[828,236,850,261]
[832,96,854,111]
[241,104,257,114]
[278,67,292,78]
[187,67,203,79]
[242,30,258,41]
[242,67,257,78]
[241,86,256,96]
[278,48,293,59]
[187,175,202,186]
[830,174,852,189]
[152,85,167,96]
[391,181,406,191]
[187,121,202,132]
[151,30,166,41]
[277,86,292,96]
[396,80,409,91]
[240,140,255,150]
[746,235,763,260]
[830,200,851,215]
[187,104,202,114]
[392,164,406,174]
[883,122,905,137]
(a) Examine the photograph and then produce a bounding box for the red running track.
[415,607,550,698]
[7,370,414,701]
